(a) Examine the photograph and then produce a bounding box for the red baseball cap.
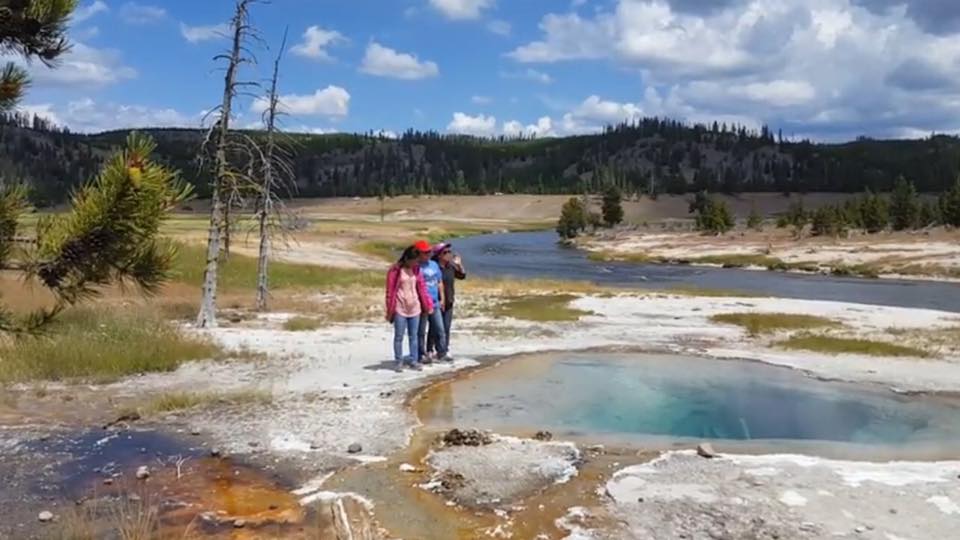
[413,240,431,253]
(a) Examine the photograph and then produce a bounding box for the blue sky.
[13,0,960,141]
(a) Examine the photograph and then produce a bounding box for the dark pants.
[419,309,447,359]
[428,306,455,354]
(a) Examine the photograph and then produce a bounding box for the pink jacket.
[385,264,434,321]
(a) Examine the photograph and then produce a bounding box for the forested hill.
[2,112,960,205]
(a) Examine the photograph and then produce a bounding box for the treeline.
[689,177,960,236]
[5,116,960,205]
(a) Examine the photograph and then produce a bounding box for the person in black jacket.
[430,242,466,360]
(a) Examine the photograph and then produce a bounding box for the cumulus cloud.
[73,1,109,22]
[180,22,229,43]
[291,26,346,61]
[119,2,166,24]
[360,43,439,80]
[471,95,492,105]
[3,41,137,86]
[503,116,555,137]
[447,112,497,136]
[251,86,351,117]
[22,98,195,133]
[429,0,495,20]
[507,0,960,140]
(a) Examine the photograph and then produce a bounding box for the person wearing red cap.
[415,239,448,362]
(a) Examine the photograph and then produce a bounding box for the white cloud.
[506,0,960,139]
[501,68,553,84]
[251,86,351,117]
[22,98,195,133]
[5,41,137,86]
[429,0,495,20]
[447,112,497,137]
[291,26,346,61]
[487,19,511,36]
[73,1,109,23]
[179,22,229,43]
[503,116,555,138]
[360,43,439,80]
[119,2,167,24]
[570,95,641,124]
[471,95,492,105]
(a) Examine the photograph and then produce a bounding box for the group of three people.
[384,240,466,371]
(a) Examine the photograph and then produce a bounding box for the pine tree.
[889,176,919,231]
[812,205,846,237]
[689,191,733,234]
[601,184,624,227]
[918,199,940,228]
[940,177,960,227]
[556,197,587,239]
[859,189,889,233]
[0,1,76,111]
[2,133,192,333]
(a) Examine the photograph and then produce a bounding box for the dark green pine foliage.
[556,197,588,239]
[888,176,919,231]
[601,184,624,227]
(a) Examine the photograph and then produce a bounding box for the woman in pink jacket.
[385,246,434,371]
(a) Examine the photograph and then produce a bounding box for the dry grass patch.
[0,306,221,383]
[711,312,841,336]
[283,316,325,331]
[492,294,593,322]
[777,334,930,358]
[144,390,272,414]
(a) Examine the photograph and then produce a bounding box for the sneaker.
[410,363,423,371]
[393,362,404,372]
[441,355,454,362]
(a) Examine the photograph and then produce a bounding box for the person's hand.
[453,254,462,266]
[428,309,435,315]
[385,314,392,323]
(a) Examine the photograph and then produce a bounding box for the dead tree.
[197,0,260,328]
[255,30,296,311]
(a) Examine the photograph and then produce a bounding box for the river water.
[454,231,960,312]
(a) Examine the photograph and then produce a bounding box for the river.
[454,231,960,312]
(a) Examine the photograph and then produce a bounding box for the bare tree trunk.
[222,198,232,259]
[255,30,286,312]
[197,0,252,328]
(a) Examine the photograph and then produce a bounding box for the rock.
[102,411,141,430]
[854,526,867,534]
[889,509,898,515]
[190,428,201,436]
[437,470,467,492]
[441,428,493,447]
[347,443,363,454]
[233,519,246,528]
[102,478,114,486]
[399,463,420,473]
[135,466,150,480]
[210,448,221,457]
[248,441,259,447]
[38,511,54,523]
[533,431,553,441]
[228,314,243,324]
[128,494,141,503]
[696,443,717,459]
[309,442,321,450]
[799,522,817,533]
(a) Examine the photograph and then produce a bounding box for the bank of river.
[456,231,960,312]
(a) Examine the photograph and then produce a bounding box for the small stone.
[139,447,147,454]
[228,314,243,324]
[190,428,201,436]
[128,494,141,503]
[210,448,221,457]
[533,431,553,441]
[233,519,246,528]
[799,522,817,532]
[309,442,321,451]
[248,441,259,447]
[889,509,898,515]
[102,478,114,486]
[399,463,419,473]
[269,504,279,511]
[38,511,54,523]
[347,443,362,454]
[696,443,717,459]
[135,466,150,480]
[637,497,645,503]
[854,526,867,534]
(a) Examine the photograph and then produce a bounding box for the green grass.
[492,294,593,322]
[830,263,881,279]
[144,389,272,414]
[692,254,784,268]
[171,243,381,291]
[355,240,404,262]
[587,251,657,264]
[283,316,326,331]
[659,286,766,298]
[0,306,222,383]
[777,334,929,358]
[711,312,841,336]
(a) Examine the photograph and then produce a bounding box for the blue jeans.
[419,309,447,359]
[393,315,420,366]
[439,305,454,351]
